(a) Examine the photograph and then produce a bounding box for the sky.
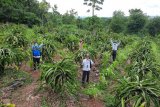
[38,0,160,17]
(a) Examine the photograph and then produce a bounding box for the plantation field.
[0,23,160,107]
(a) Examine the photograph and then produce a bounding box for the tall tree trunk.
[92,6,94,16]
[92,1,95,16]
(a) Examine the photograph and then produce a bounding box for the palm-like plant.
[65,34,79,51]
[128,41,160,79]
[94,41,110,53]
[115,76,160,107]
[87,46,98,59]
[74,49,88,63]
[0,46,15,75]
[0,45,27,75]
[5,28,28,48]
[41,39,56,62]
[40,58,78,96]
[83,34,92,45]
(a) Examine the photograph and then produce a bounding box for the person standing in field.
[81,54,94,84]
[32,41,43,71]
[110,38,121,61]
[79,39,83,50]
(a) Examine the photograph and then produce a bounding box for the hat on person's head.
[80,39,83,42]
[86,53,90,58]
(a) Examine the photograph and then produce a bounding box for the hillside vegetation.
[0,0,160,107]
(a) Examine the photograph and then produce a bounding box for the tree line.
[1,0,160,36]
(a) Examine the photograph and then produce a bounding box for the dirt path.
[77,58,105,107]
[80,99,105,107]
[6,59,105,107]
[11,64,42,107]
[11,80,41,107]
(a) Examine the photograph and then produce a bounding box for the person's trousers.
[33,57,40,70]
[112,50,117,61]
[82,71,90,84]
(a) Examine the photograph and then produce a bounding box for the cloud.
[38,0,160,17]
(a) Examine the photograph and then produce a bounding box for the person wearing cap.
[110,39,121,61]
[81,54,94,84]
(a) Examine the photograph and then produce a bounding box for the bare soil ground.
[1,58,105,107]
[11,64,41,107]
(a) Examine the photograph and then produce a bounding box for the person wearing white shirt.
[81,54,94,84]
[110,39,121,61]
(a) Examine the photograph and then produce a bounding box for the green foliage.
[83,34,92,45]
[41,97,50,107]
[0,103,16,107]
[109,11,126,33]
[82,84,102,98]
[0,24,30,75]
[115,76,160,107]
[0,0,41,25]
[65,34,79,51]
[4,25,28,48]
[0,46,14,63]
[127,9,147,34]
[74,49,88,63]
[94,41,110,53]
[1,7,160,106]
[128,40,160,79]
[146,16,160,36]
[55,25,78,43]
[87,46,97,59]
[62,9,77,25]
[1,0,160,36]
[104,93,116,107]
[100,40,140,80]
[76,17,87,29]
[87,16,104,32]
[40,58,78,97]
[112,38,160,107]
[74,46,96,63]
[0,46,14,75]
[0,68,32,88]
[0,45,27,75]
[151,41,160,67]
[42,39,56,62]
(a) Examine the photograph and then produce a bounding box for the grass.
[0,68,33,88]
[41,97,50,107]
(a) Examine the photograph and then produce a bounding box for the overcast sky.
[38,0,160,17]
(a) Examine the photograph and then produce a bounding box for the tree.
[0,0,41,26]
[109,10,126,33]
[62,9,77,25]
[76,17,85,29]
[146,17,160,36]
[0,24,28,75]
[126,9,147,34]
[88,16,103,32]
[83,0,104,16]
[42,5,62,28]
[38,0,50,26]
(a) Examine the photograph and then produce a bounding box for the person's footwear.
[33,68,36,71]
